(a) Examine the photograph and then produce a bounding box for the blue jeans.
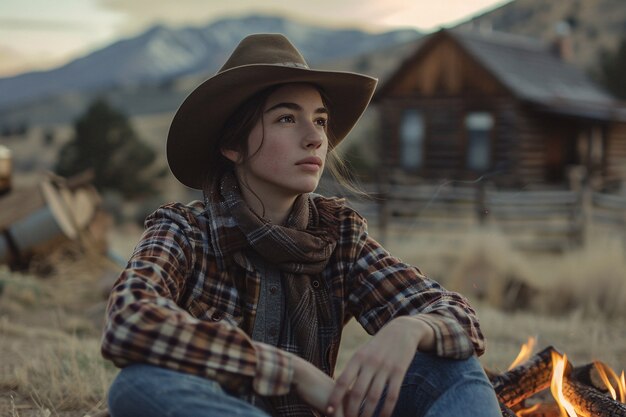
[108,352,501,417]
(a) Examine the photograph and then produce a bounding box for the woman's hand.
[290,353,345,417]
[326,316,435,417]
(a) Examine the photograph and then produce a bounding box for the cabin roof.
[453,30,613,106]
[377,28,626,121]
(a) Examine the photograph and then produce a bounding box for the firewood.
[491,346,567,407]
[571,363,609,392]
[562,376,626,417]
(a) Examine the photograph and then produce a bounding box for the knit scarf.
[209,173,340,366]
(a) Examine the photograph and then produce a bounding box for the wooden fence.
[589,191,626,248]
[366,183,626,252]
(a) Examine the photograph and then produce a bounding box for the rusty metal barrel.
[0,179,79,267]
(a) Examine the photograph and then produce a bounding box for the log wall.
[379,96,526,187]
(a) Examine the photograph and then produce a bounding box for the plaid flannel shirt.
[101,195,485,410]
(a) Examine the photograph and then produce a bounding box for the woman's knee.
[107,364,235,417]
[392,353,494,417]
[108,364,177,417]
[403,352,488,389]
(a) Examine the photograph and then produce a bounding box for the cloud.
[0,0,511,76]
[0,17,93,32]
[97,0,512,35]
[0,44,64,77]
[96,0,406,34]
[379,0,512,28]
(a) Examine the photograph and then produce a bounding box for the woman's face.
[224,83,329,201]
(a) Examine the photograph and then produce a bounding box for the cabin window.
[465,112,494,171]
[400,109,425,170]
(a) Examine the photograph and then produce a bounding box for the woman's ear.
[221,148,241,163]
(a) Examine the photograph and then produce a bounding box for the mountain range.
[0,15,419,113]
[2,0,626,126]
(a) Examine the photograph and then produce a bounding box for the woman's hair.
[203,83,365,201]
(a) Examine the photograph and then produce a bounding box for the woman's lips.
[295,156,323,171]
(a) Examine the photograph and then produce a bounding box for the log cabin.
[374,28,626,190]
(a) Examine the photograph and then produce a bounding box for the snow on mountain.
[0,15,420,110]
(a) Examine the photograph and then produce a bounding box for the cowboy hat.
[166,33,378,190]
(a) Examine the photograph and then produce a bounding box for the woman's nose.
[302,123,324,149]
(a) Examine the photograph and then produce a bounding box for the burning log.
[491,346,566,407]
[562,376,626,417]
[491,341,626,417]
[571,363,609,393]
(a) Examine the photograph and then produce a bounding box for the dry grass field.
[0,220,625,416]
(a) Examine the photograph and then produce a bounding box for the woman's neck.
[236,179,298,225]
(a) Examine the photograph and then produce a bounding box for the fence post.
[475,181,488,226]
[575,186,589,249]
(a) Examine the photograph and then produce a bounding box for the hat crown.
[218,34,309,73]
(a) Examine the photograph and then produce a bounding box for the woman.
[101,33,501,417]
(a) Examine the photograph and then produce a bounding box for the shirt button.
[269,327,278,337]
[270,285,278,294]
[312,280,320,289]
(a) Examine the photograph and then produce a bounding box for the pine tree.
[55,98,160,197]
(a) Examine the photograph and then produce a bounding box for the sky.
[0,0,512,77]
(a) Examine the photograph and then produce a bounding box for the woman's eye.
[278,115,295,123]
[316,118,328,127]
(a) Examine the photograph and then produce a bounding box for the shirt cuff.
[252,341,294,396]
[414,313,478,359]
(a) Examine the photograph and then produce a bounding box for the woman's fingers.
[358,371,389,417]
[326,358,360,415]
[377,372,403,417]
[328,351,396,417]
[344,365,376,417]
[328,317,433,417]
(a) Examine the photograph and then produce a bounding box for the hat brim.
[166,64,378,190]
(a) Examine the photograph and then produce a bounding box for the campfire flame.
[506,341,626,416]
[622,371,626,403]
[594,360,622,402]
[514,403,540,416]
[508,336,537,370]
[550,351,578,417]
